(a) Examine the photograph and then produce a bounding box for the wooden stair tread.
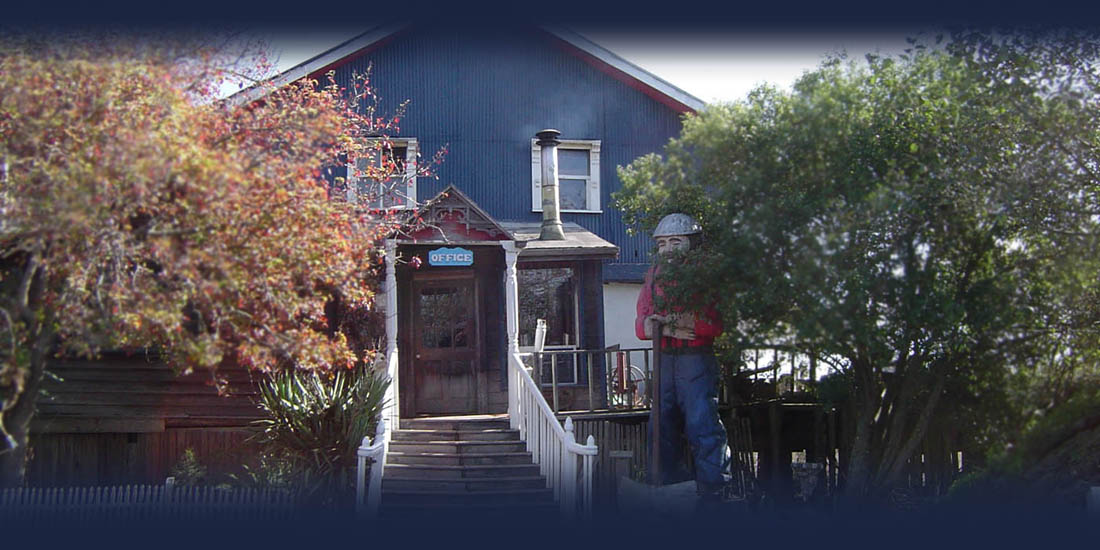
[384,463,535,470]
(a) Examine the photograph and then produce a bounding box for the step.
[381,488,554,506]
[382,476,548,492]
[383,463,540,478]
[379,501,559,519]
[390,429,520,442]
[400,418,510,431]
[387,451,534,466]
[388,441,527,454]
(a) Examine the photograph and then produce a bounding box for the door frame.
[405,268,482,416]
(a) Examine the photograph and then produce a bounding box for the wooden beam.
[31,417,165,434]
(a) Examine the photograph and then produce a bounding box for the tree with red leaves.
[0,31,439,486]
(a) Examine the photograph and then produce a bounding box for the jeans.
[649,351,730,493]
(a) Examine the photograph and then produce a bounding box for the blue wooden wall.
[323,23,687,277]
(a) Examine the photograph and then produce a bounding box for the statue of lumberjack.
[635,213,730,508]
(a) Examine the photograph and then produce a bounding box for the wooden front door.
[411,273,479,415]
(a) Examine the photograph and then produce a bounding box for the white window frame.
[531,139,601,214]
[347,137,418,210]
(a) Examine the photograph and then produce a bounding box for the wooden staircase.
[380,415,558,518]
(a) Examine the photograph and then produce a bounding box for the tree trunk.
[0,256,50,488]
[0,351,46,488]
[842,392,878,499]
[0,415,31,487]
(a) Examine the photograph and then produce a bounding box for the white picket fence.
[0,477,296,521]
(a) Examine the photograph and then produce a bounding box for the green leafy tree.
[616,32,1100,501]
[0,31,438,486]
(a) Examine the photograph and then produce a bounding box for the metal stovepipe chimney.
[537,129,566,241]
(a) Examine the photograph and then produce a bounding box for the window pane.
[558,149,590,176]
[350,142,412,209]
[537,354,578,385]
[518,268,576,348]
[559,179,587,210]
[384,145,408,172]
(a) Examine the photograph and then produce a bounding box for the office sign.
[428,247,474,267]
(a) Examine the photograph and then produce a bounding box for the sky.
[259,26,924,105]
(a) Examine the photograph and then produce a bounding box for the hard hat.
[652,213,702,238]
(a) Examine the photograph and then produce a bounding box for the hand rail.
[508,351,598,520]
[356,346,399,517]
[529,346,655,412]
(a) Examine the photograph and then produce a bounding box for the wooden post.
[587,352,595,412]
[563,418,578,520]
[503,241,520,429]
[609,450,634,511]
[650,323,662,486]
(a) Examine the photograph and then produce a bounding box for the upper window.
[531,139,601,213]
[347,138,417,210]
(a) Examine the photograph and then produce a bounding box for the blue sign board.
[428,247,474,267]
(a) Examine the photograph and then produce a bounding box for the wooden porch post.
[503,241,520,429]
[384,239,399,429]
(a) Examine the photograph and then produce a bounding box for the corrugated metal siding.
[329,24,684,273]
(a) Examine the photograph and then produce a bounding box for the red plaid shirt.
[634,266,723,348]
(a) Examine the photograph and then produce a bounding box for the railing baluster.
[587,352,594,412]
[507,350,599,521]
[607,349,616,407]
[551,353,559,413]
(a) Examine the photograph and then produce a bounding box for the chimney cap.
[536,129,561,146]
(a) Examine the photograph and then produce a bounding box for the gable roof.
[229,22,705,113]
[396,185,618,260]
[402,184,514,242]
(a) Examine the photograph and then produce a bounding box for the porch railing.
[530,347,654,413]
[508,351,598,520]
[356,346,399,517]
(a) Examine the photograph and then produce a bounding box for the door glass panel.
[418,284,473,349]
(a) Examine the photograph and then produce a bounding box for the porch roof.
[499,222,618,260]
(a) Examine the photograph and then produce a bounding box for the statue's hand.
[667,327,696,341]
[643,314,667,339]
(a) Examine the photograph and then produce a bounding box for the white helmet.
[652,213,702,238]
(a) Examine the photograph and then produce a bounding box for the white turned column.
[503,240,520,429]
[503,240,520,353]
[384,239,398,427]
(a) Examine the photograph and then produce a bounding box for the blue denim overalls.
[649,347,730,494]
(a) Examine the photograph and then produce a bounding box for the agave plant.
[251,365,389,500]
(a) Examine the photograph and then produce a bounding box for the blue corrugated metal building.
[239,21,704,415]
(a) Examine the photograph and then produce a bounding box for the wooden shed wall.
[26,354,265,486]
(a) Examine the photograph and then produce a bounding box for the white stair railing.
[508,350,598,520]
[356,346,399,518]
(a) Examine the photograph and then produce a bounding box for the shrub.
[250,365,389,504]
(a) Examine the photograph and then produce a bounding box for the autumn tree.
[0,31,437,486]
[615,31,1100,502]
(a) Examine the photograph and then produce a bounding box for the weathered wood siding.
[26,428,260,487]
[569,413,649,508]
[27,354,265,486]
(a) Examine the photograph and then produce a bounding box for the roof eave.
[540,25,707,114]
[225,21,410,108]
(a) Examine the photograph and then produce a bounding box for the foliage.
[250,364,388,502]
[226,451,299,491]
[169,448,209,486]
[615,30,1100,500]
[0,30,439,486]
